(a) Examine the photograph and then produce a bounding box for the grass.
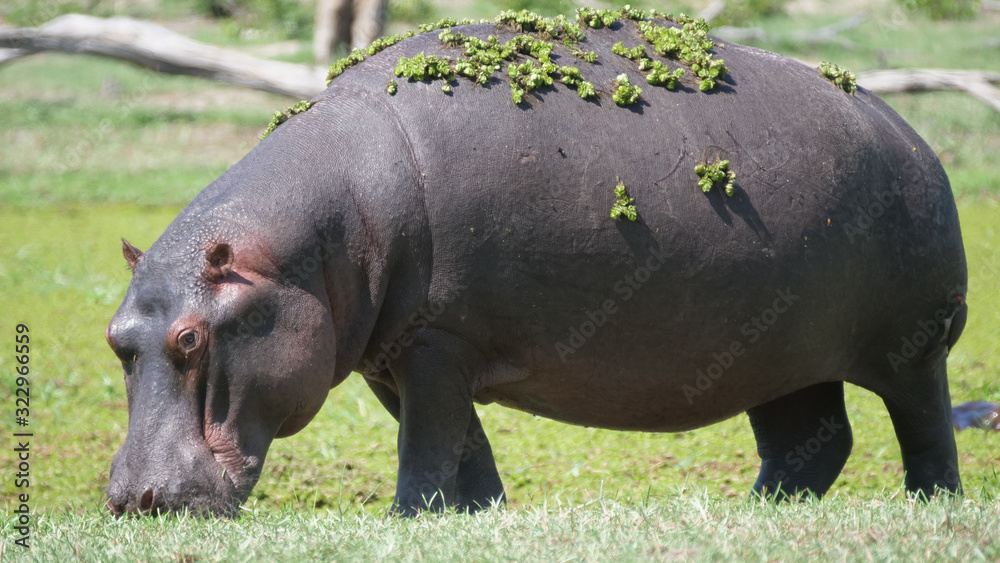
[0,0,999,559]
[1,493,998,560]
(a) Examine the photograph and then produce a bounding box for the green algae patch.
[558,66,596,99]
[393,27,598,103]
[260,100,313,141]
[610,181,638,221]
[571,47,598,63]
[612,74,642,106]
[578,5,649,28]
[508,59,557,103]
[496,10,585,42]
[325,32,416,86]
[637,18,726,91]
[612,41,685,89]
[819,61,857,95]
[695,159,736,196]
[324,6,729,106]
[394,53,455,81]
[419,17,485,34]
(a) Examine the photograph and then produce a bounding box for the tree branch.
[0,14,327,99]
[857,69,1000,113]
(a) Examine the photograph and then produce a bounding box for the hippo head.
[105,231,339,516]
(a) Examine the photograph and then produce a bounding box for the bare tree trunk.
[350,0,387,50]
[313,0,354,63]
[313,0,386,61]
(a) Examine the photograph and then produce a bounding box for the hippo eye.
[178,330,199,353]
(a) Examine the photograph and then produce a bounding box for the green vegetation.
[388,24,599,103]
[712,0,791,26]
[610,181,638,221]
[696,159,737,196]
[557,66,596,99]
[260,100,313,140]
[820,61,858,95]
[612,40,685,89]
[637,17,727,91]
[325,32,415,86]
[612,73,642,106]
[897,0,981,20]
[2,494,998,559]
[194,0,314,40]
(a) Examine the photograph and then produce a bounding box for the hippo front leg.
[364,375,506,512]
[380,334,504,515]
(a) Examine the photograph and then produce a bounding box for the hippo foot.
[747,381,854,500]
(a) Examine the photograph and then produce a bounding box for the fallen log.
[857,68,1000,113]
[0,14,326,99]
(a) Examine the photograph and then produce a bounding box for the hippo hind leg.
[363,375,505,513]
[874,356,962,497]
[746,381,854,500]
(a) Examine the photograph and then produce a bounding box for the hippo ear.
[121,239,144,272]
[205,243,234,283]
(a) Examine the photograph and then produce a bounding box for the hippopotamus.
[104,10,968,517]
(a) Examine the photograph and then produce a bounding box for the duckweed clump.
[637,18,726,91]
[496,10,585,42]
[695,159,736,196]
[558,66,596,99]
[325,7,729,107]
[260,100,313,140]
[612,74,642,106]
[508,60,558,103]
[612,41,647,61]
[395,22,599,103]
[819,61,857,94]
[613,41,686,90]
[571,47,598,63]
[394,53,455,82]
[325,32,415,86]
[419,17,482,34]
[645,62,685,88]
[577,5,649,28]
[610,181,638,221]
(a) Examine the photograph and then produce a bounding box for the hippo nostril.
[107,498,125,518]
[139,489,155,515]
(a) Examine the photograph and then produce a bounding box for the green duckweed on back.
[695,158,736,196]
[610,181,638,221]
[316,5,727,111]
[612,73,642,106]
[260,100,313,140]
[819,61,857,94]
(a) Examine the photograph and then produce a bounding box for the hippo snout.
[106,444,248,517]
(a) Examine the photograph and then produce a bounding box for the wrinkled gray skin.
[105,20,967,517]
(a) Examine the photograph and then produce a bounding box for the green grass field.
[1,1,999,559]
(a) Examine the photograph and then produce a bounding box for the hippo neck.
[177,92,432,383]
